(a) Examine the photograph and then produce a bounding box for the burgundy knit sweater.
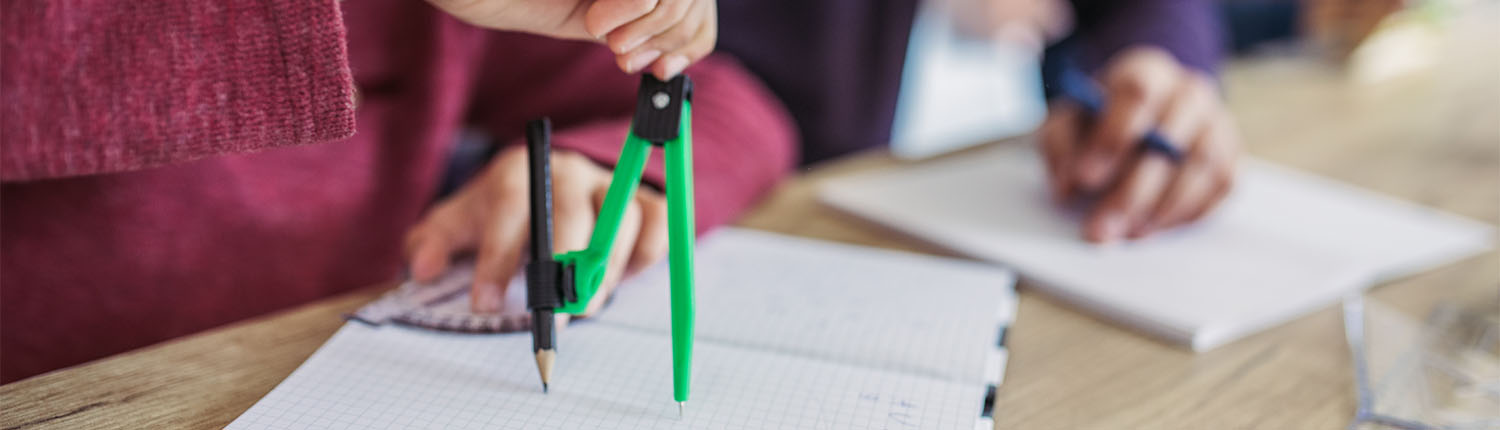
[0,0,797,382]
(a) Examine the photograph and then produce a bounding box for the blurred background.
[749,2,1500,426]
[1221,0,1496,221]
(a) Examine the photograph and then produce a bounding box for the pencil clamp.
[525,259,574,310]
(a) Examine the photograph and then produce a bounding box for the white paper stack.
[821,144,1493,350]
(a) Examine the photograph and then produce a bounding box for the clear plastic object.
[1343,294,1500,430]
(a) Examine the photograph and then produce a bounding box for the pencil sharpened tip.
[534,349,555,395]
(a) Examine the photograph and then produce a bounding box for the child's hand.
[404,145,669,315]
[1038,46,1241,243]
[597,0,716,80]
[426,0,716,80]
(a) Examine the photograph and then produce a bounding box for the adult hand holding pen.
[1039,46,1242,243]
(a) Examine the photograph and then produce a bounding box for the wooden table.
[4,12,1496,430]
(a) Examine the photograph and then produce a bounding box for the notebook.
[820,143,1493,351]
[228,228,1017,429]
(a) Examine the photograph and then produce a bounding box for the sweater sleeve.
[0,0,357,182]
[472,33,798,233]
[1069,0,1225,75]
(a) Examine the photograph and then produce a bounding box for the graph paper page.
[228,323,987,429]
[228,229,1013,429]
[595,228,1016,383]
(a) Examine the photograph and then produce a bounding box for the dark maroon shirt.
[718,0,1224,164]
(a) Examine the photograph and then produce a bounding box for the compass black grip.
[630,75,693,144]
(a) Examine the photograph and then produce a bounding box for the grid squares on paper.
[228,229,1019,429]
[228,323,984,429]
[596,229,1017,383]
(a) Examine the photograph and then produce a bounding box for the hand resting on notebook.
[1038,46,1242,244]
[404,145,669,316]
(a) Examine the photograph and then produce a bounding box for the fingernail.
[472,283,502,313]
[1048,175,1068,205]
[658,55,689,79]
[408,261,428,281]
[626,50,661,73]
[586,21,616,41]
[1129,220,1154,239]
[617,35,648,54]
[1071,151,1097,184]
[1079,152,1112,187]
[412,259,439,282]
[1095,213,1129,243]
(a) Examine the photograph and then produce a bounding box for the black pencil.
[524,118,557,393]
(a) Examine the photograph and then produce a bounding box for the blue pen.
[1041,40,1183,163]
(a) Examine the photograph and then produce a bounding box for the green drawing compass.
[524,75,697,415]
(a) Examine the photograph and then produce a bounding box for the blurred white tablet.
[889,1,1047,159]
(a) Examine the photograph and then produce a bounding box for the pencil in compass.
[523,118,558,393]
